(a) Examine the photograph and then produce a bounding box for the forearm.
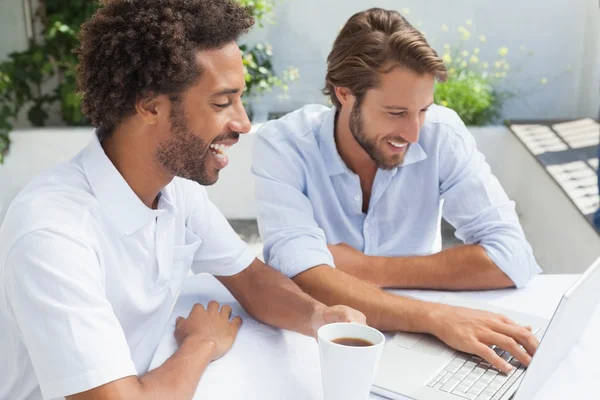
[67,337,215,400]
[293,265,437,333]
[338,244,514,290]
[218,259,323,337]
[139,336,215,398]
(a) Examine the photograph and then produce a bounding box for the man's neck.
[334,109,377,178]
[101,124,172,209]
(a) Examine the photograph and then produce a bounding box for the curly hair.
[76,0,254,139]
[324,8,447,109]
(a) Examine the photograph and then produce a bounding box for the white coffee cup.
[317,322,385,400]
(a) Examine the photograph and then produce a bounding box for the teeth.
[209,143,232,154]
[389,141,406,148]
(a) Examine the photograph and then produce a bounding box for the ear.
[135,94,166,125]
[333,86,355,107]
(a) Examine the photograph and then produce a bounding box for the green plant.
[241,42,299,107]
[0,0,98,164]
[419,19,564,125]
[0,0,294,164]
[431,25,516,125]
[434,46,513,126]
[237,0,298,112]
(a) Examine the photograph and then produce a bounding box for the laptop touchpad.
[390,332,425,348]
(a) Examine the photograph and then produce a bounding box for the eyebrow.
[211,88,242,97]
[384,101,434,110]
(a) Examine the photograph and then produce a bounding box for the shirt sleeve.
[4,229,137,399]
[438,116,542,288]
[184,183,256,276]
[251,131,335,278]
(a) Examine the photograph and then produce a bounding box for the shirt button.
[354,195,360,201]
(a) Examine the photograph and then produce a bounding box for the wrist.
[183,336,218,359]
[309,302,328,338]
[420,302,446,336]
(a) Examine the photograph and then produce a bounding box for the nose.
[228,102,252,135]
[401,114,421,143]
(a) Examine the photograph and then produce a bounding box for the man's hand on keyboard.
[427,304,539,374]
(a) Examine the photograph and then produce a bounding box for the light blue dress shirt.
[252,104,541,288]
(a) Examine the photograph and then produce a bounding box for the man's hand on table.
[175,300,242,361]
[428,303,539,373]
[310,304,367,338]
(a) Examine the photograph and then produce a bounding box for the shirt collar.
[81,134,177,235]
[317,107,428,176]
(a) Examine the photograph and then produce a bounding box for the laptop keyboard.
[426,329,542,400]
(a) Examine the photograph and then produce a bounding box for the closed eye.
[388,111,406,117]
[214,102,231,109]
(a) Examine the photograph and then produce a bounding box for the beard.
[156,99,238,186]
[349,97,409,170]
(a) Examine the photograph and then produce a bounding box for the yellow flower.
[495,61,502,68]
[466,19,473,26]
[473,48,480,54]
[441,100,449,107]
[470,55,479,63]
[441,24,449,32]
[443,43,451,50]
[461,61,468,67]
[482,62,489,69]
[449,67,456,74]
[541,77,548,84]
[480,35,487,42]
[402,8,411,14]
[461,50,469,57]
[443,53,453,64]
[500,72,507,77]
[498,47,509,57]
[503,64,510,70]
[495,72,502,78]
[457,26,471,40]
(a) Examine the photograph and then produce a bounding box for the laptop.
[372,257,600,400]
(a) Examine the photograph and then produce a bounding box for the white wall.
[248,0,600,120]
[1,127,598,274]
[0,0,28,61]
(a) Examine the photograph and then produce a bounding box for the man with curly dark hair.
[0,1,364,400]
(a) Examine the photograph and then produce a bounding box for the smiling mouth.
[388,140,408,148]
[209,143,232,156]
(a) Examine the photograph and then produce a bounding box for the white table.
[149,274,600,399]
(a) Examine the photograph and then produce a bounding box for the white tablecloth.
[149,274,600,399]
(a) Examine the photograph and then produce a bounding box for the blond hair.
[324,8,447,108]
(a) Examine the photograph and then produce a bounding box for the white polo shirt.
[0,135,256,400]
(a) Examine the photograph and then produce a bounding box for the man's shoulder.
[255,104,332,143]
[1,162,99,247]
[423,104,466,133]
[420,104,473,147]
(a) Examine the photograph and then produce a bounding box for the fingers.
[472,344,513,373]
[485,331,532,368]
[220,304,233,319]
[492,322,539,357]
[231,315,243,329]
[351,310,367,325]
[207,300,220,313]
[176,316,184,328]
